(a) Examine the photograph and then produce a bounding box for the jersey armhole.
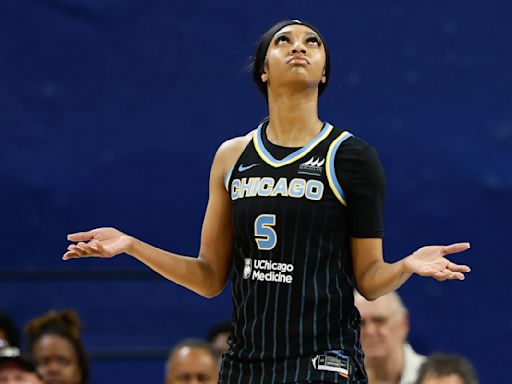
[223,131,257,192]
[326,131,353,206]
[224,166,234,192]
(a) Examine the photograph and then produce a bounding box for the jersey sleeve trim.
[253,122,334,168]
[326,131,353,206]
[224,165,234,192]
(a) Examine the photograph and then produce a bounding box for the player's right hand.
[63,227,133,260]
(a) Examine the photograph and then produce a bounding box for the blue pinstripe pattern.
[312,216,328,353]
[295,210,316,381]
[335,248,345,349]
[312,239,320,351]
[260,269,271,360]
[325,232,335,351]
[284,204,302,380]
[271,204,286,380]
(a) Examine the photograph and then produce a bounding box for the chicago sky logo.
[299,157,325,176]
[242,258,294,283]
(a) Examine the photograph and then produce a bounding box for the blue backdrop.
[1,1,511,383]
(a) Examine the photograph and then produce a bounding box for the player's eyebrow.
[274,30,322,41]
[304,31,320,38]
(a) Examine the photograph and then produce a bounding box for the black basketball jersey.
[219,122,368,384]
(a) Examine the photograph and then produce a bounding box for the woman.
[25,310,89,384]
[63,20,470,383]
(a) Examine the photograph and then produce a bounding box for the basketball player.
[63,20,471,383]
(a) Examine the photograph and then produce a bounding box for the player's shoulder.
[218,130,255,156]
[332,127,380,162]
[213,130,256,175]
[216,130,255,163]
[332,127,372,151]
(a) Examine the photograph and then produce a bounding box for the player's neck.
[365,348,404,384]
[266,87,322,147]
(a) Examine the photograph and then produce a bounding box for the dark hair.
[416,353,479,384]
[251,20,330,101]
[0,312,20,348]
[206,321,232,343]
[25,309,89,384]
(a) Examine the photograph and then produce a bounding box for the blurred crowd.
[0,292,478,383]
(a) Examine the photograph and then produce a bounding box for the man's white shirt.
[399,343,426,384]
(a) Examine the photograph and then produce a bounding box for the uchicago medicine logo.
[242,258,294,283]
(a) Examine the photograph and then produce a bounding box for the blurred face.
[354,294,408,359]
[421,373,464,384]
[166,347,218,384]
[0,362,43,384]
[211,332,230,354]
[32,335,82,384]
[262,24,326,94]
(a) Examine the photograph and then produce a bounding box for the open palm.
[404,242,471,281]
[63,227,132,260]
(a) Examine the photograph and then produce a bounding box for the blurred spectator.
[0,313,20,349]
[355,291,425,384]
[416,353,478,384]
[165,338,220,384]
[0,346,43,384]
[206,321,232,355]
[25,310,89,384]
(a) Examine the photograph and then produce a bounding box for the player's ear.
[261,58,269,83]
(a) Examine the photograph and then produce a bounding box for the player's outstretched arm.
[63,140,242,298]
[351,238,471,301]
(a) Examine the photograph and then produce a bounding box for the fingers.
[418,263,469,281]
[62,251,79,260]
[446,261,471,273]
[442,242,471,255]
[433,270,465,281]
[67,231,94,242]
[63,241,100,260]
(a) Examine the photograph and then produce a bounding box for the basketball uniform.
[219,121,386,384]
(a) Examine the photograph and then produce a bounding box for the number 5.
[254,214,277,250]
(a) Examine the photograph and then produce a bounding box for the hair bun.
[25,309,82,341]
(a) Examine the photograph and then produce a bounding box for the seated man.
[165,339,220,384]
[415,353,478,384]
[0,346,43,384]
[355,291,425,384]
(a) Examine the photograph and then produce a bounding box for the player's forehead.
[273,24,322,40]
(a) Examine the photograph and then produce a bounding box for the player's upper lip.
[287,55,309,64]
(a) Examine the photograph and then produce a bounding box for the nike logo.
[238,163,259,172]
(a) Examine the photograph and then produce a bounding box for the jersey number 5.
[254,214,277,250]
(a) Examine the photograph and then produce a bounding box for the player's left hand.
[403,242,471,281]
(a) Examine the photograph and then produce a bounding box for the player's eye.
[274,35,290,44]
[306,36,321,46]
